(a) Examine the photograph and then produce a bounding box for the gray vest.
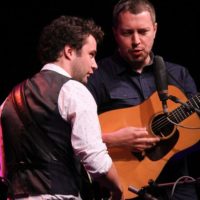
[1,70,82,196]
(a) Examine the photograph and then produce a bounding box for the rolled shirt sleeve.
[58,80,112,178]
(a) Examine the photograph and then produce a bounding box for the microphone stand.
[128,185,158,200]
[128,177,200,200]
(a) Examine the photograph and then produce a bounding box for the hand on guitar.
[99,86,200,199]
[102,126,160,152]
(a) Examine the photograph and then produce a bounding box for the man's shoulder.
[164,60,187,74]
[165,60,184,68]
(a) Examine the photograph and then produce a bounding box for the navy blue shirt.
[87,52,200,199]
[87,52,197,114]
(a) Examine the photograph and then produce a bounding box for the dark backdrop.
[0,0,199,191]
[0,1,199,103]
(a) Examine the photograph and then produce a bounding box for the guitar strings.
[166,117,200,129]
[152,93,200,134]
[152,109,189,130]
[151,110,200,135]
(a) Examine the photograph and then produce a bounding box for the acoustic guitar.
[99,85,200,199]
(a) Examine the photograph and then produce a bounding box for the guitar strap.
[3,81,53,199]
[11,81,56,160]
[11,81,94,200]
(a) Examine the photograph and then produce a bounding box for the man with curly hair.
[0,15,123,200]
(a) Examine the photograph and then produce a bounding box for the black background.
[0,0,199,189]
[0,1,199,103]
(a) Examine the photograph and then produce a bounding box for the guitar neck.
[169,93,200,124]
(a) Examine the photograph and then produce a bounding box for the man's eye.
[90,53,96,58]
[122,32,132,36]
[139,30,149,35]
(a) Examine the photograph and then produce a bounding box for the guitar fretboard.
[169,93,200,124]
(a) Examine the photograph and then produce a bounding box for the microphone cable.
[170,176,197,200]
[168,95,200,114]
[166,95,200,129]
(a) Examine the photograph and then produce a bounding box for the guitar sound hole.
[151,114,175,139]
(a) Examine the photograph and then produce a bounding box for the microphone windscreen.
[153,55,168,101]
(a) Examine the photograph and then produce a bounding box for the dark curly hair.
[38,15,104,65]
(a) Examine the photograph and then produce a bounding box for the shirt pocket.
[107,81,140,107]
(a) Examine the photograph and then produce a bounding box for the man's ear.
[63,45,74,60]
[153,22,158,39]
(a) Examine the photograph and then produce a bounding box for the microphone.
[154,56,168,114]
[128,185,158,200]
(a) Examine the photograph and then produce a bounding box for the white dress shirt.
[0,63,112,199]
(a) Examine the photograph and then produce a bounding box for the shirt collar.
[113,51,155,75]
[41,63,72,78]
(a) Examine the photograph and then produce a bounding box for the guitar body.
[99,85,200,199]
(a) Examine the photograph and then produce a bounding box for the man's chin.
[81,77,88,84]
[129,54,147,65]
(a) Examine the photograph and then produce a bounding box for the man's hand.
[103,126,160,152]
